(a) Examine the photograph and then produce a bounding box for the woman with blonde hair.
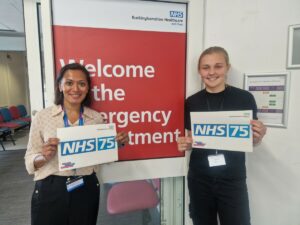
[177,47,266,225]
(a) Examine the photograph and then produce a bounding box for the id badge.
[66,176,84,192]
[208,154,226,167]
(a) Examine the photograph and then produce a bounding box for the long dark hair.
[54,63,92,106]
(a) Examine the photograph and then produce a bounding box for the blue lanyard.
[63,106,84,127]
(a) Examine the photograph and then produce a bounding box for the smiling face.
[199,52,230,93]
[59,69,89,107]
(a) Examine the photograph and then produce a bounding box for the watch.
[35,154,47,163]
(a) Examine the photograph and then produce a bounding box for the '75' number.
[228,125,250,138]
[98,136,116,150]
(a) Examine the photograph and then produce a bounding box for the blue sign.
[193,124,227,137]
[193,124,250,138]
[170,11,184,18]
[228,125,250,138]
[61,136,116,156]
[98,136,116,151]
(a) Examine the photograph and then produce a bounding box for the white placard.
[191,111,253,152]
[57,123,118,171]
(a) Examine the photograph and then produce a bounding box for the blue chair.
[17,105,31,122]
[0,108,29,127]
[17,105,28,118]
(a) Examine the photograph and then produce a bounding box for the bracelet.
[35,154,47,163]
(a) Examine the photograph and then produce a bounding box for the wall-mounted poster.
[287,24,300,69]
[51,0,186,160]
[244,72,290,127]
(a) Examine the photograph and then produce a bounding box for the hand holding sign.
[177,136,193,152]
[42,138,59,161]
[251,120,267,145]
[115,131,129,146]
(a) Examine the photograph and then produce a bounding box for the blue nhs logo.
[193,124,227,137]
[61,138,96,156]
[193,124,250,138]
[61,136,116,156]
[170,11,184,18]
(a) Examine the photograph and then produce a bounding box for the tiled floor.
[0,149,32,225]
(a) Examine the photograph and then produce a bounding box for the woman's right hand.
[42,138,59,161]
[177,136,193,152]
[34,138,59,169]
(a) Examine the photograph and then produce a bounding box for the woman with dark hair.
[25,63,129,225]
[177,47,267,225]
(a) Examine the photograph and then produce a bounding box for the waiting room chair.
[0,107,29,129]
[0,113,23,131]
[9,106,31,123]
[16,105,31,122]
[106,179,160,225]
[0,127,15,150]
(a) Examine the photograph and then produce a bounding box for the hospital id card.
[208,154,226,167]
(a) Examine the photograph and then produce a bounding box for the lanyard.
[63,106,84,127]
[62,106,84,176]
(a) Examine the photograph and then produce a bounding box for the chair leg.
[9,134,16,145]
[3,133,16,145]
[142,209,151,225]
[0,140,5,151]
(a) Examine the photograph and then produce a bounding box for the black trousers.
[188,173,251,225]
[31,173,100,225]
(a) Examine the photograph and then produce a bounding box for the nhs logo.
[170,11,184,18]
[194,124,227,137]
[193,124,250,138]
[61,138,96,156]
[61,136,116,156]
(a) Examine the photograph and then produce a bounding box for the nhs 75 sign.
[191,111,253,152]
[57,124,118,171]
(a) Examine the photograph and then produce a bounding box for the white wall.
[0,52,30,110]
[0,0,26,51]
[203,0,300,224]
[0,37,26,51]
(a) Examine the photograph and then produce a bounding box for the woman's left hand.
[251,120,267,145]
[116,131,129,146]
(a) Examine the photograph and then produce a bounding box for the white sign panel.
[52,0,186,33]
[57,123,118,171]
[191,111,253,152]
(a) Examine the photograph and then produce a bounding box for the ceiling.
[0,0,24,32]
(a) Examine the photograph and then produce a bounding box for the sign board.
[52,0,186,160]
[57,123,118,171]
[191,111,253,152]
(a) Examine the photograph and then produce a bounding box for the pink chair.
[152,179,160,192]
[107,180,159,215]
[106,179,160,224]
